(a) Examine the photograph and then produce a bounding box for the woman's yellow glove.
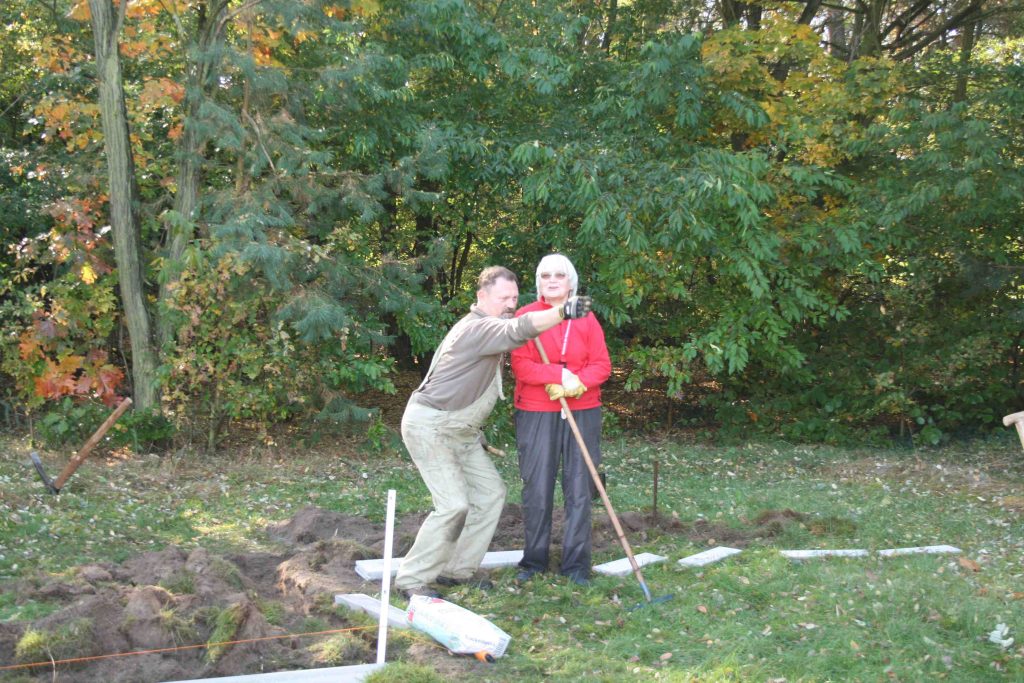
[545,384,566,400]
[545,383,587,400]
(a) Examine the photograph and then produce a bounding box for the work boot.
[563,570,591,587]
[515,567,542,582]
[401,585,441,600]
[436,576,494,590]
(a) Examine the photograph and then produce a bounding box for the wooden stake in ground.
[652,458,659,522]
[1004,411,1024,452]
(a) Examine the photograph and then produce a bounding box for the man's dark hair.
[477,266,518,291]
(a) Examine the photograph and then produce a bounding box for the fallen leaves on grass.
[999,496,1024,510]
[958,557,982,572]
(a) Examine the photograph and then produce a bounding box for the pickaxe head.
[30,451,60,494]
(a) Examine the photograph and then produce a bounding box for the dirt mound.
[266,505,426,556]
[492,503,691,557]
[0,535,371,681]
[267,505,381,546]
[277,539,371,607]
[685,508,809,547]
[0,504,809,681]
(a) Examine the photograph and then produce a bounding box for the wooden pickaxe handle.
[1003,411,1024,452]
[52,397,133,491]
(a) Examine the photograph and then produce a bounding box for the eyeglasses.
[539,272,567,280]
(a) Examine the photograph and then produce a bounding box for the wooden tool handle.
[53,397,133,491]
[533,338,653,601]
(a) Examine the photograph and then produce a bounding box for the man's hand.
[560,296,593,319]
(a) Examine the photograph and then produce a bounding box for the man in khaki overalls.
[395,266,592,600]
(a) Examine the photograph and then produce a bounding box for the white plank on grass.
[781,549,869,560]
[354,550,523,581]
[677,546,743,568]
[335,593,409,630]
[593,552,667,577]
[162,663,384,683]
[877,545,961,557]
[479,550,525,570]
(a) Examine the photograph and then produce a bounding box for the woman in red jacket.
[511,254,611,586]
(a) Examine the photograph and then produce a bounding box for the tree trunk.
[602,0,618,51]
[826,9,848,59]
[158,1,230,350]
[88,0,159,410]
[952,19,977,103]
[858,0,886,57]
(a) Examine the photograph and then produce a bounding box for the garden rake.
[533,339,672,609]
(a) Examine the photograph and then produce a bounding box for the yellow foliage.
[701,19,902,167]
[67,0,90,21]
[354,0,382,14]
[126,0,167,19]
[34,35,88,74]
[140,77,186,109]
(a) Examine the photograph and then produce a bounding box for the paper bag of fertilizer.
[406,595,511,660]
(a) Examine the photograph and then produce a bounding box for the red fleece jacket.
[511,300,612,412]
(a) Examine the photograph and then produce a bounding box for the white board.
[677,546,743,567]
[334,593,409,630]
[878,545,961,557]
[163,663,384,682]
[593,552,667,577]
[354,550,524,581]
[781,549,869,560]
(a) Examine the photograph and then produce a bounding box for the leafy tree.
[3,0,1021,447]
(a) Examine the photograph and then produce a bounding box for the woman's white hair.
[535,253,579,301]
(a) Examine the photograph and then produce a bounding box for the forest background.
[1,0,1022,453]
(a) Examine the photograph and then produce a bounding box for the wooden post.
[652,459,659,521]
[53,397,133,491]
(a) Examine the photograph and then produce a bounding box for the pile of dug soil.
[0,505,810,681]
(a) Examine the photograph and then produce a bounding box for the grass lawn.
[1,432,1023,681]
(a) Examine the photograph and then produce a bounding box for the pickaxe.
[31,397,133,494]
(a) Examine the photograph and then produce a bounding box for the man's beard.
[501,308,515,319]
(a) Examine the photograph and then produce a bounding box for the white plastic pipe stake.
[377,489,397,665]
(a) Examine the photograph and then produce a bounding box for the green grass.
[2,435,1023,680]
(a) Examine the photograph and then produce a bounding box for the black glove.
[560,296,593,319]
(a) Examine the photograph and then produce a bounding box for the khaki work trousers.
[394,384,507,590]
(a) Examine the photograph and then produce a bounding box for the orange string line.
[0,625,375,671]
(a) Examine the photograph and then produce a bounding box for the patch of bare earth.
[0,504,811,681]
